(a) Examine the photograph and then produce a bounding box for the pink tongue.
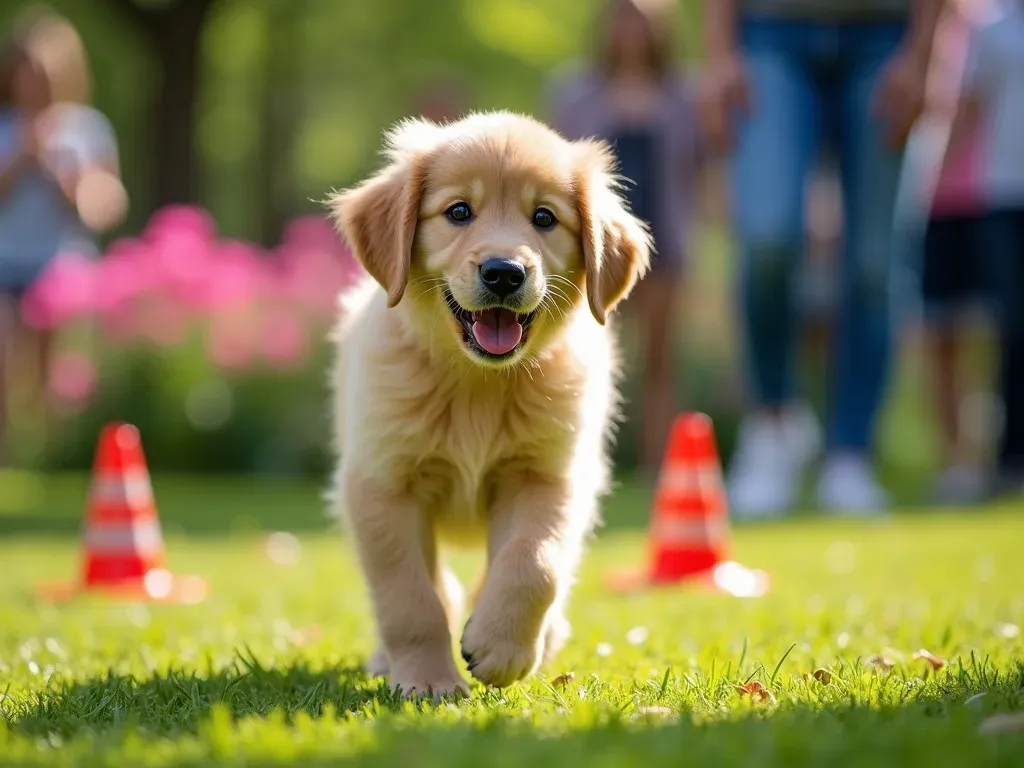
[472,309,522,355]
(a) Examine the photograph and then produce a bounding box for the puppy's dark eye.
[446,202,473,224]
[532,207,556,230]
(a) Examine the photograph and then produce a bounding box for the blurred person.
[953,0,1024,495]
[910,0,995,505]
[699,0,942,517]
[0,11,127,460]
[547,0,706,477]
[800,155,842,412]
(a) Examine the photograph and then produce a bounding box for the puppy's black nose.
[479,258,526,298]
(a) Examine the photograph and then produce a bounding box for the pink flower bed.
[20,205,363,406]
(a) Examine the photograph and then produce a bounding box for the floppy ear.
[575,140,653,325]
[329,153,428,308]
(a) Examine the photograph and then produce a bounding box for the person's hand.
[75,168,128,233]
[698,49,751,155]
[873,45,929,149]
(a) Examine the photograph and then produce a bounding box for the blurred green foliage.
[0,1,954,494]
[1,0,705,243]
[0,0,726,480]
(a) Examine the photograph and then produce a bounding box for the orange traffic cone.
[648,412,729,581]
[606,412,769,597]
[36,422,207,604]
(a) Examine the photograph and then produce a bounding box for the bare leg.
[629,277,683,475]
[926,324,961,466]
[0,297,12,465]
[341,469,468,699]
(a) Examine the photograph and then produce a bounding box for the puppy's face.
[331,112,651,368]
[414,126,589,364]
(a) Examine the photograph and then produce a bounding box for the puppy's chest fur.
[367,351,592,538]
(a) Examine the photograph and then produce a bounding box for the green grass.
[1,471,1023,767]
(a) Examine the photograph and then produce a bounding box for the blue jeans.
[730,17,907,453]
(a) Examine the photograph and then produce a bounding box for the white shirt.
[962,3,1024,208]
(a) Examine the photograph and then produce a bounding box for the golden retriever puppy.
[327,111,651,699]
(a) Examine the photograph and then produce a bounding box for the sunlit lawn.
[1,472,1023,767]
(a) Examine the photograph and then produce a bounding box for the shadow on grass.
[290,698,1023,768]
[4,659,1023,766]
[2,651,406,739]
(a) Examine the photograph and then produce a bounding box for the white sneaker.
[727,413,805,519]
[816,454,890,516]
[786,400,824,466]
[931,463,988,506]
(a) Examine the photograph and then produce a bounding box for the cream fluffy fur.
[327,111,651,699]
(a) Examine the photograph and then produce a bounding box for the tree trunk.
[149,1,214,207]
[257,2,298,245]
[99,0,218,211]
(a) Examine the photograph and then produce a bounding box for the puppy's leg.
[343,470,468,699]
[460,478,583,687]
[365,563,464,679]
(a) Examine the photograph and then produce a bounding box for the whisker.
[546,284,572,309]
[412,283,446,302]
[408,275,448,288]
[549,274,584,299]
[540,292,567,323]
[545,280,579,319]
[428,289,461,337]
[537,295,557,322]
[428,298,447,336]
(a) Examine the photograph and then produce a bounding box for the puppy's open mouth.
[444,290,538,360]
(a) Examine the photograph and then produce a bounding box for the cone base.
[35,569,208,604]
[605,560,770,598]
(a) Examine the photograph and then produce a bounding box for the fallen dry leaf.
[798,667,831,684]
[550,672,575,688]
[911,649,947,671]
[812,668,832,684]
[734,681,776,703]
[865,655,895,671]
[978,712,1024,735]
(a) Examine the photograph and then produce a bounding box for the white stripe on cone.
[89,469,154,508]
[650,516,728,547]
[657,466,723,496]
[83,519,164,554]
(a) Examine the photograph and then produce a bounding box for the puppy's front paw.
[460,614,544,688]
[389,655,469,701]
